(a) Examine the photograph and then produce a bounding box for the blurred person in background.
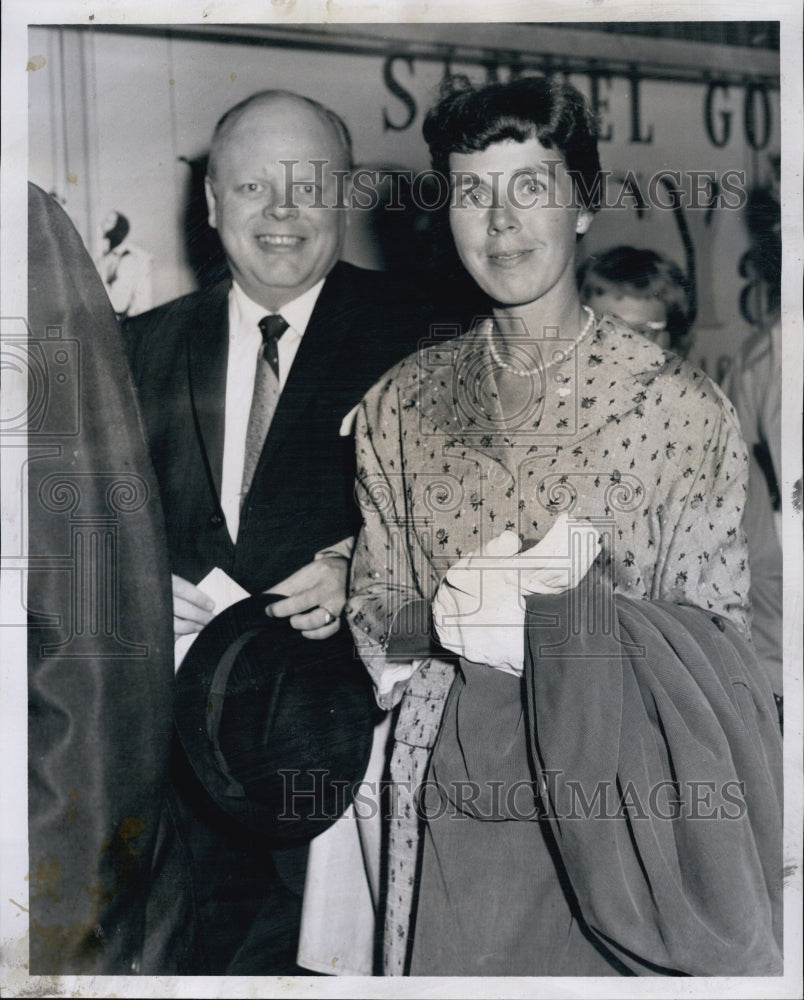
[578,245,693,356]
[724,175,783,719]
[95,210,153,320]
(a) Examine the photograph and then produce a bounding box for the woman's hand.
[431,513,601,676]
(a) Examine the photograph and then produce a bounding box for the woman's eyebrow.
[452,173,484,187]
[513,162,560,177]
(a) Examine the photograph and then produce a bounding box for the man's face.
[448,138,593,311]
[205,97,350,312]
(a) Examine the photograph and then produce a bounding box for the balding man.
[125,91,420,974]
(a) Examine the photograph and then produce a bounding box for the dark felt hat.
[174,594,382,845]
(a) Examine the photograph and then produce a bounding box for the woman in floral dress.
[346,77,781,977]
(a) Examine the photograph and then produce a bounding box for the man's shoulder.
[124,281,230,337]
[326,260,431,310]
[322,261,428,362]
[329,260,389,287]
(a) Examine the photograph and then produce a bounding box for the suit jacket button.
[209,512,224,529]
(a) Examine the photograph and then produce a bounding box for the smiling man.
[204,93,349,314]
[124,90,421,974]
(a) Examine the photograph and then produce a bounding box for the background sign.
[28,23,780,375]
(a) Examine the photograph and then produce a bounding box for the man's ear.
[204,176,218,230]
[340,173,353,227]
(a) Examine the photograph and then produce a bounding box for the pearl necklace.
[485,305,597,377]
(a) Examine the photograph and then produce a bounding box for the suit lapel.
[186,281,230,499]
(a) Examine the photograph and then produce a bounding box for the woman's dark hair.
[423,75,602,211]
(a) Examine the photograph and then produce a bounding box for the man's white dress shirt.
[221,279,326,543]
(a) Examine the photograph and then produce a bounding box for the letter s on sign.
[383,55,417,132]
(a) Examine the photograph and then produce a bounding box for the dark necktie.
[241,314,289,504]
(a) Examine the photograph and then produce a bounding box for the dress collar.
[398,314,684,467]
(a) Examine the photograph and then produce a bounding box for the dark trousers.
[164,736,310,975]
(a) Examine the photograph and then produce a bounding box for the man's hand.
[172,574,215,641]
[265,555,348,639]
[432,513,601,676]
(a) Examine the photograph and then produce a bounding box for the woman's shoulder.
[593,314,741,431]
[361,332,466,410]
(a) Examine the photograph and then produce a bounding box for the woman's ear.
[575,209,594,237]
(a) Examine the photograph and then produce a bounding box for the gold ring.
[320,606,335,625]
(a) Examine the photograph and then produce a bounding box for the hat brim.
[174,594,381,844]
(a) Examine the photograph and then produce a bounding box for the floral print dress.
[346,314,750,974]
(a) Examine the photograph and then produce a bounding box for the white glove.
[432,512,602,676]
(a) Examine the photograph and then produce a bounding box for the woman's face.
[448,137,593,310]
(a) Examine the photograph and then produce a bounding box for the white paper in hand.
[173,567,250,672]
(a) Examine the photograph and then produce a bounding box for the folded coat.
[410,570,782,976]
[526,571,781,974]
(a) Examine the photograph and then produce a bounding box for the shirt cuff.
[375,661,422,711]
[314,536,355,561]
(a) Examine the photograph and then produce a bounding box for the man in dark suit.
[125,90,421,974]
